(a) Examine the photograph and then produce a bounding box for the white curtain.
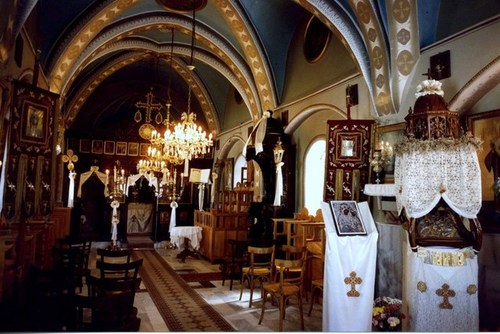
[394,145,481,219]
[77,166,108,198]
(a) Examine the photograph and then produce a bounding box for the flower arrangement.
[415,79,444,98]
[372,296,405,331]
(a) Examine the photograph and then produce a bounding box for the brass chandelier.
[137,8,213,174]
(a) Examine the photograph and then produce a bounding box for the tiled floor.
[93,244,323,332]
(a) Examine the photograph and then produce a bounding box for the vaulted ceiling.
[4,0,500,140]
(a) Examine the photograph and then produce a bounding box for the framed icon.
[116,141,127,156]
[104,140,115,155]
[91,140,103,154]
[79,139,91,153]
[329,200,367,236]
[128,142,139,156]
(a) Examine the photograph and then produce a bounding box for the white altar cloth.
[321,201,378,332]
[403,243,479,332]
[170,226,202,250]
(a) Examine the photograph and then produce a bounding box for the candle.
[105,169,109,185]
[113,166,117,185]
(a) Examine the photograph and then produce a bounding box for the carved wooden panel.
[324,120,374,202]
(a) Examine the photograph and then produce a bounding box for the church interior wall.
[280,13,359,106]
[398,19,500,117]
[221,86,252,132]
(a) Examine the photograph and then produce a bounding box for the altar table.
[170,226,202,262]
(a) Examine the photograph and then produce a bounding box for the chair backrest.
[95,258,143,281]
[72,295,138,330]
[86,275,141,297]
[55,239,92,269]
[279,245,306,261]
[247,245,275,275]
[96,248,132,263]
[274,251,307,288]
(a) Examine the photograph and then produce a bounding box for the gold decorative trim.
[467,284,477,295]
[344,271,362,297]
[417,281,427,292]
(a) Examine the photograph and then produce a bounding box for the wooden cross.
[344,271,362,297]
[135,89,162,123]
[422,68,433,80]
[62,149,78,171]
[436,283,455,309]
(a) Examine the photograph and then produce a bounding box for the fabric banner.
[403,243,479,332]
[127,203,153,233]
[321,201,378,331]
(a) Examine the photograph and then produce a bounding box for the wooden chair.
[97,247,132,263]
[68,275,141,331]
[54,238,92,292]
[239,245,275,308]
[258,254,307,331]
[70,276,142,331]
[274,246,306,298]
[51,246,90,293]
[95,258,143,281]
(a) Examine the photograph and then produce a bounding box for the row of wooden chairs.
[238,244,309,331]
[25,243,142,331]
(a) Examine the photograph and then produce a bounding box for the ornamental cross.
[344,271,362,297]
[436,283,455,309]
[135,89,162,123]
[62,149,78,171]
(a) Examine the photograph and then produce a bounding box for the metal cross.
[344,271,362,297]
[62,149,78,171]
[135,89,162,123]
[436,283,455,309]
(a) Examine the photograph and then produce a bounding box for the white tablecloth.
[170,226,202,250]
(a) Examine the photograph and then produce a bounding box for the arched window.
[304,138,326,214]
[233,154,247,188]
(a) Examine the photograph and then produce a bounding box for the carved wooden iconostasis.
[4,80,59,220]
[324,120,374,202]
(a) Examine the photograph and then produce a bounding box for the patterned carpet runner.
[133,250,236,331]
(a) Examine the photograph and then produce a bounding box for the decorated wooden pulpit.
[394,79,483,331]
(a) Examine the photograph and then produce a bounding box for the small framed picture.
[140,143,149,157]
[116,141,127,156]
[329,200,367,236]
[104,140,115,155]
[80,139,91,153]
[128,142,139,156]
[91,140,103,154]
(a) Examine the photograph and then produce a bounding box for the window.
[233,154,247,188]
[304,138,326,214]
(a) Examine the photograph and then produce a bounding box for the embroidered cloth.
[394,144,481,218]
[404,243,479,331]
[321,201,378,331]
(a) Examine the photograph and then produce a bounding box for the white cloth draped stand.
[403,243,479,332]
[321,201,378,331]
[170,226,202,251]
[395,140,481,332]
